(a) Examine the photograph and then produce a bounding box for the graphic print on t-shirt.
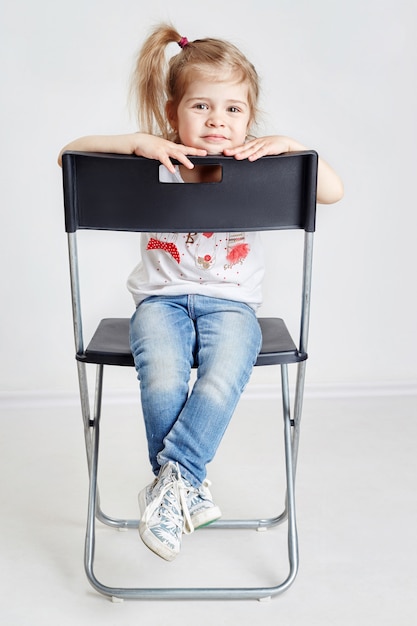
[146,233,180,263]
[225,232,250,269]
[146,232,251,271]
[195,233,217,270]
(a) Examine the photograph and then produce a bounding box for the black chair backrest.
[62,151,318,234]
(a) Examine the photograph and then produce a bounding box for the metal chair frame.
[62,150,318,601]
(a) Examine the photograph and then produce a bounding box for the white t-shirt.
[127,165,265,310]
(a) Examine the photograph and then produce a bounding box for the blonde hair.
[130,24,260,140]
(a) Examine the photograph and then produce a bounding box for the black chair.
[62,150,318,601]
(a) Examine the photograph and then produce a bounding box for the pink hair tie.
[178,36,189,49]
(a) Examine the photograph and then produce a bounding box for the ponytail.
[130,24,182,137]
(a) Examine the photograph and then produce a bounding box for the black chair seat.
[78,316,307,367]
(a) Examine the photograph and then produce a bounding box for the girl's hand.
[132,133,207,173]
[224,136,293,161]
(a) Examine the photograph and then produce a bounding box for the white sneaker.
[185,479,222,529]
[138,462,191,561]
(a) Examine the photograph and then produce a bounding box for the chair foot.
[258,595,272,602]
[111,596,124,603]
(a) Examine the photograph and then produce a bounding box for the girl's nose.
[207,111,225,127]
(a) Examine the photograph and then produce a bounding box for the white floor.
[1,392,416,625]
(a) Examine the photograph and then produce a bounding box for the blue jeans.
[129,295,262,487]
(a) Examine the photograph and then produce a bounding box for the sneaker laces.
[177,470,195,535]
[142,463,195,535]
[185,477,212,502]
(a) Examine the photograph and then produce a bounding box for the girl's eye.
[195,103,208,110]
[228,106,241,113]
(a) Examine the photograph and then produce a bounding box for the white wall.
[1,0,416,399]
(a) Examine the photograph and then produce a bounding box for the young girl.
[59,24,343,562]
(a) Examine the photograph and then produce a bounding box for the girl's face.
[167,77,252,153]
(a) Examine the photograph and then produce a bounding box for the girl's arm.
[57,132,207,173]
[225,136,344,205]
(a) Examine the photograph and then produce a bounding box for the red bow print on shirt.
[147,238,180,263]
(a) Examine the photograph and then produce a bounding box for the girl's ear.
[166,101,178,131]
